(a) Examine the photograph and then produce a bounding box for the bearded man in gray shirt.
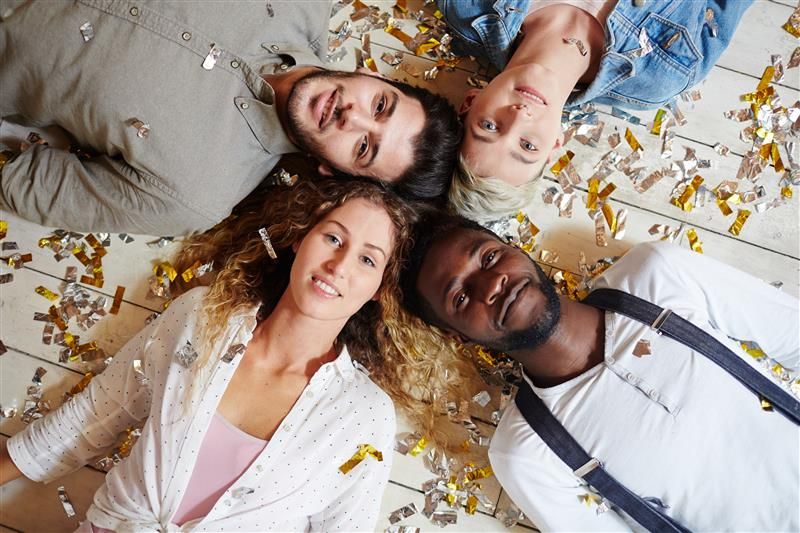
[0,0,460,235]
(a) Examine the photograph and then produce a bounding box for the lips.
[515,86,547,106]
[311,275,341,298]
[314,89,338,130]
[498,279,529,326]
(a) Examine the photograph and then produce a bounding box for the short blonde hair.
[448,154,544,223]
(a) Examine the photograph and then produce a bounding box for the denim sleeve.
[437,0,530,70]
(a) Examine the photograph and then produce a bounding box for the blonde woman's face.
[288,198,395,322]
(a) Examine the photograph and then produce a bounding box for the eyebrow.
[442,238,485,306]
[328,220,387,260]
[364,92,399,169]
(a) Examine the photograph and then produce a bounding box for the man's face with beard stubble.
[286,70,426,181]
[415,227,561,353]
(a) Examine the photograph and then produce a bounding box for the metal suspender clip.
[650,308,673,334]
[573,457,602,479]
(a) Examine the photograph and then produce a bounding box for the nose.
[477,270,507,305]
[508,103,534,123]
[324,251,348,279]
[338,102,374,132]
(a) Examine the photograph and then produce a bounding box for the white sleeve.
[490,433,634,532]
[6,316,162,483]
[309,402,396,532]
[643,243,799,370]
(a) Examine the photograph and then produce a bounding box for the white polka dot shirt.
[8,287,396,532]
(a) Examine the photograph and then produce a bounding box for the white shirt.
[8,287,395,532]
[489,242,800,532]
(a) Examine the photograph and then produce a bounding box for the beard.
[480,261,561,353]
[285,69,362,170]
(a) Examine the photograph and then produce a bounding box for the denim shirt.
[438,0,752,110]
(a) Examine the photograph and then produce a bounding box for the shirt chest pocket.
[610,12,703,107]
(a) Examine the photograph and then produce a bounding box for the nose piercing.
[512,103,528,111]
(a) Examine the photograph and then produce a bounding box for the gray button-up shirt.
[0,0,330,235]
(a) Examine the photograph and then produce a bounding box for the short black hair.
[399,210,494,327]
[383,79,462,205]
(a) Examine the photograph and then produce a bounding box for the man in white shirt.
[400,214,799,531]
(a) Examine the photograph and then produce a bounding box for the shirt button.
[255,464,264,472]
[648,389,658,399]
[625,372,635,382]
[240,102,249,110]
[129,6,139,16]
[270,44,280,51]
[306,390,314,398]
[283,425,291,432]
[181,31,192,41]
[231,60,240,69]
[634,0,646,5]
[605,357,614,366]
[279,63,289,71]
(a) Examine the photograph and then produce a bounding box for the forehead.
[319,197,395,249]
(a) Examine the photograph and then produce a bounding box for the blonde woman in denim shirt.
[442,0,751,222]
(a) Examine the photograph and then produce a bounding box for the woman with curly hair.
[0,179,477,531]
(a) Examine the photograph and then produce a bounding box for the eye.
[325,234,342,247]
[361,255,376,267]
[520,139,536,152]
[483,250,497,268]
[479,119,497,132]
[375,95,387,116]
[357,136,369,158]
[456,292,467,308]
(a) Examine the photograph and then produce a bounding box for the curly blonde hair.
[173,178,484,455]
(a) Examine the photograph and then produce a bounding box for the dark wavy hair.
[383,78,462,204]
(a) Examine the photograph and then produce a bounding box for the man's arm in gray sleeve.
[0,144,217,235]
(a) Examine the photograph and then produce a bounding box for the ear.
[459,88,482,116]
[355,66,383,78]
[291,240,300,253]
[317,162,334,176]
[554,131,564,150]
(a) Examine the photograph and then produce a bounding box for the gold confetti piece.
[181,260,202,283]
[716,198,733,216]
[671,175,704,212]
[781,186,793,199]
[339,444,383,474]
[35,286,59,302]
[154,262,178,282]
[772,143,785,173]
[258,227,278,260]
[549,150,575,176]
[783,7,800,38]
[67,372,94,397]
[633,339,652,357]
[601,203,616,233]
[586,178,599,210]
[385,25,413,49]
[110,286,125,315]
[757,66,775,92]
[465,494,478,515]
[579,492,603,506]
[0,220,7,240]
[686,228,703,253]
[80,275,104,288]
[650,109,667,135]
[760,396,773,411]
[475,346,497,367]
[597,182,616,200]
[57,486,76,517]
[409,435,428,457]
[624,128,643,152]
[728,209,751,236]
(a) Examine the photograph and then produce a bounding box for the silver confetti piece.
[430,510,457,526]
[563,37,587,56]
[231,486,255,498]
[593,211,607,247]
[175,340,199,368]
[132,359,149,385]
[202,44,222,70]
[472,390,491,407]
[1,241,18,251]
[386,527,420,533]
[258,227,278,260]
[58,486,76,517]
[0,403,17,418]
[222,343,246,363]
[131,119,150,139]
[389,502,419,524]
[0,273,12,284]
[633,339,652,357]
[79,21,94,42]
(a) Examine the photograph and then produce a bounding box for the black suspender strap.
[583,288,800,425]
[513,288,799,532]
[515,385,691,532]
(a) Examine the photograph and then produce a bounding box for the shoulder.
[591,241,686,291]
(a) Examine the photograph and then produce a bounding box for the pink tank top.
[172,412,268,525]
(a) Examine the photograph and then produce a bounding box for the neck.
[263,66,319,133]
[508,6,605,97]
[247,291,344,378]
[511,297,605,387]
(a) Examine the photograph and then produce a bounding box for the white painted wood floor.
[1,1,798,531]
